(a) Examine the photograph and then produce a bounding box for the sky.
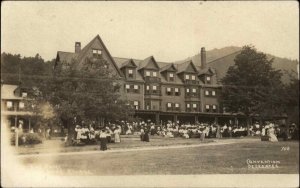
[1,1,299,62]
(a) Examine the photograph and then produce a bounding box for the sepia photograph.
[1,1,299,187]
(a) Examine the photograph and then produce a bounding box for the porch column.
[155,113,160,125]
[234,117,238,126]
[174,115,178,126]
[214,117,218,125]
[194,116,198,124]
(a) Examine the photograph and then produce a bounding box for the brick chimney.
[201,47,206,69]
[75,42,81,53]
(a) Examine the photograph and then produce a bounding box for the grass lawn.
[20,140,299,175]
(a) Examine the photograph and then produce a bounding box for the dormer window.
[206,76,211,81]
[92,49,102,58]
[169,73,174,81]
[191,75,196,80]
[153,72,157,77]
[185,74,190,80]
[128,69,133,78]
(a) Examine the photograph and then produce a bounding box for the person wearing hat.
[99,129,108,151]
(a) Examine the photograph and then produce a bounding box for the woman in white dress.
[114,127,121,143]
[268,125,278,142]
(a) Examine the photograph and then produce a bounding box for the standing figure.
[99,129,108,151]
[140,127,145,141]
[268,124,278,142]
[114,127,121,143]
[143,128,150,142]
[216,125,221,139]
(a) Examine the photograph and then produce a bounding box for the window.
[128,69,133,78]
[153,72,157,77]
[19,102,25,109]
[212,91,216,96]
[146,85,150,90]
[166,87,172,95]
[193,103,197,108]
[169,73,174,81]
[187,104,190,108]
[167,103,172,108]
[185,74,190,80]
[153,85,157,90]
[192,88,196,93]
[134,101,139,110]
[134,85,139,90]
[205,90,210,96]
[22,92,27,98]
[146,71,151,77]
[186,88,190,93]
[125,84,130,89]
[175,88,180,96]
[205,105,210,109]
[92,49,102,57]
[175,103,179,108]
[6,101,13,108]
[191,75,196,80]
[206,76,211,81]
[212,105,217,110]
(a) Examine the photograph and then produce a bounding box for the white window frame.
[186,88,190,93]
[134,85,139,90]
[212,105,217,110]
[6,101,13,108]
[153,72,157,77]
[212,91,216,96]
[167,103,172,108]
[205,90,210,96]
[205,105,210,109]
[192,103,197,108]
[19,102,25,109]
[134,101,139,106]
[192,88,196,93]
[146,85,150,90]
[146,71,151,76]
[153,85,157,90]
[191,75,196,80]
[175,88,179,93]
[185,74,190,80]
[169,73,174,78]
[206,76,211,81]
[187,104,191,108]
[125,84,130,89]
[92,49,102,55]
[167,87,171,92]
[175,103,179,108]
[128,69,133,74]
[22,92,27,98]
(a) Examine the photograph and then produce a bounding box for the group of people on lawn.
[70,120,296,150]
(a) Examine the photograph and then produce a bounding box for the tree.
[39,56,134,145]
[221,46,285,134]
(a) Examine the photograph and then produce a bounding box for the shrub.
[10,133,43,145]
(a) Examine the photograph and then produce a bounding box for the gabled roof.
[120,59,137,69]
[160,63,177,72]
[138,56,160,70]
[198,67,216,75]
[77,35,123,77]
[176,60,198,74]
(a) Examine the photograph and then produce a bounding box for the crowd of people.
[64,119,298,150]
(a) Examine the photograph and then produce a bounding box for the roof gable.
[121,59,137,69]
[138,56,160,70]
[198,67,215,76]
[177,60,198,74]
[77,35,123,77]
[160,63,177,72]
